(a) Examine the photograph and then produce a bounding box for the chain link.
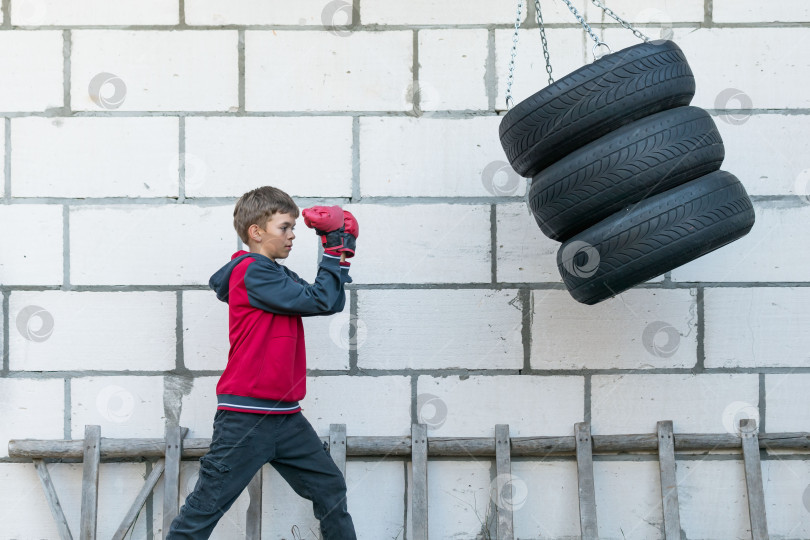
[557,0,603,50]
[590,0,651,42]
[535,0,554,87]
[504,0,524,109]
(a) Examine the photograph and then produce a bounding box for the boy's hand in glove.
[302,205,346,257]
[340,210,359,258]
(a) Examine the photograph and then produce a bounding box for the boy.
[167,186,358,539]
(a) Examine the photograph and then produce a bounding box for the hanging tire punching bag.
[499,39,696,178]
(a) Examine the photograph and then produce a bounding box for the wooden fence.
[9,419,810,540]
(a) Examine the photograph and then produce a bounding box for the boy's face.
[249,212,296,261]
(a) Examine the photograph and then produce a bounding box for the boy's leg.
[270,411,358,540]
[166,410,275,539]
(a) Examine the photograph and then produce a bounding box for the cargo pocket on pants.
[186,456,231,514]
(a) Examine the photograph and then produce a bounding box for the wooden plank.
[79,425,101,540]
[33,459,74,540]
[111,460,166,540]
[575,422,598,540]
[246,467,263,540]
[494,424,514,540]
[163,425,183,534]
[411,423,428,540]
[656,421,681,540]
[329,424,347,478]
[9,431,810,459]
[740,419,769,540]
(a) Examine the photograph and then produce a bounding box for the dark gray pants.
[167,409,357,539]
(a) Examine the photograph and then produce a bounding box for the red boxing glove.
[302,205,344,233]
[339,210,359,258]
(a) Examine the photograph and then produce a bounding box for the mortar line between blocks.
[2,292,8,374]
[705,0,713,27]
[176,291,186,371]
[0,0,9,29]
[490,204,497,283]
[485,28,496,111]
[178,116,186,201]
[349,289,358,372]
[64,377,70,439]
[584,373,591,425]
[4,117,10,199]
[352,116,360,200]
[759,372,766,433]
[412,29,420,116]
[63,205,70,288]
[695,286,705,373]
[238,29,245,113]
[178,0,185,27]
[520,288,531,373]
[62,30,71,113]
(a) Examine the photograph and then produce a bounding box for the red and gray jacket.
[208,250,351,414]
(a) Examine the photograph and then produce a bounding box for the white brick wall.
[185,116,353,197]
[0,204,63,285]
[12,0,179,25]
[532,289,697,370]
[71,376,166,438]
[3,2,810,537]
[9,291,176,371]
[705,288,810,368]
[0,31,63,112]
[417,375,584,436]
[357,289,524,370]
[69,204,234,285]
[671,202,810,282]
[360,117,520,197]
[245,31,413,111]
[12,117,179,198]
[71,30,239,112]
[417,29,489,111]
[591,374,760,434]
[0,378,64,458]
[344,203,491,284]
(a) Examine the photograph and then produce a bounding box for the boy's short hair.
[233,186,300,245]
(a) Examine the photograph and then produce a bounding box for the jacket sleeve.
[243,254,351,316]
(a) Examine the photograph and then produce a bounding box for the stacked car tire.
[499,39,755,305]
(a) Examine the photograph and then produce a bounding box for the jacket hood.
[209,250,256,303]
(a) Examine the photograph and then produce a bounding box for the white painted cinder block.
[363,0,527,25]
[717,113,810,197]
[405,460,492,540]
[591,374,760,435]
[343,203,491,284]
[71,30,238,112]
[357,289,523,370]
[762,459,810,538]
[186,0,352,26]
[264,459,406,539]
[69,204,234,285]
[585,0,704,23]
[496,202,560,283]
[360,117,524,197]
[532,289,698,370]
[183,290,229,371]
[12,116,179,198]
[11,0,179,25]
[765,374,810,433]
[71,376,166,438]
[676,459,750,539]
[0,204,62,285]
[511,461,580,538]
[670,201,810,283]
[245,31,412,111]
[10,291,176,371]
[604,27,810,109]
[494,28,585,110]
[705,288,810,368]
[302,311,352,371]
[0,378,64,458]
[179,375,218,438]
[593,461,664,540]
[302,375,412,436]
[714,0,810,23]
[417,29,488,111]
[0,462,150,539]
[184,116,353,197]
[152,460,251,539]
[0,31,63,112]
[417,375,584,436]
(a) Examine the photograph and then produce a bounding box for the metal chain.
[535,0,554,86]
[504,0,524,109]
[590,0,651,42]
[557,0,603,49]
